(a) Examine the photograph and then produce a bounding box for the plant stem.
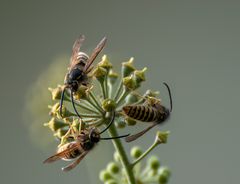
[100,82,106,99]
[65,97,99,114]
[77,114,102,118]
[85,97,104,114]
[113,79,123,101]
[107,125,136,184]
[131,140,159,168]
[104,72,109,98]
[74,101,99,114]
[89,91,103,112]
[116,88,130,107]
[108,80,113,99]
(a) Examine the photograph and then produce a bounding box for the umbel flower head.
[45,54,171,184]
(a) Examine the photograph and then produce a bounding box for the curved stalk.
[131,139,159,168]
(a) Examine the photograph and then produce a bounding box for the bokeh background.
[1,0,240,183]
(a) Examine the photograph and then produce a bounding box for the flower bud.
[98,55,112,71]
[158,167,171,184]
[99,170,113,182]
[102,98,116,112]
[92,66,108,83]
[147,169,158,177]
[108,70,119,85]
[49,103,75,118]
[48,86,63,100]
[144,90,160,98]
[113,151,121,163]
[44,118,67,131]
[125,117,137,126]
[148,156,160,170]
[123,75,139,90]
[74,85,89,100]
[122,57,135,77]
[155,131,170,144]
[133,67,147,83]
[53,128,68,139]
[107,162,120,174]
[130,146,142,159]
[71,118,81,131]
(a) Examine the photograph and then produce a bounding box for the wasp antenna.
[59,87,66,118]
[99,111,115,135]
[70,90,82,119]
[163,82,173,112]
[100,133,130,140]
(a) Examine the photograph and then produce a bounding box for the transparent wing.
[84,36,107,73]
[62,152,88,172]
[125,123,158,142]
[43,144,79,164]
[69,35,85,69]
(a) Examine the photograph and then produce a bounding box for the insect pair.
[122,82,173,142]
[60,35,107,119]
[44,112,129,171]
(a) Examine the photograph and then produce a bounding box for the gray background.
[0,0,239,184]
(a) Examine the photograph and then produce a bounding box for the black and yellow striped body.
[123,104,170,123]
[123,105,158,122]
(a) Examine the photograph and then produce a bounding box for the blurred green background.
[1,0,240,183]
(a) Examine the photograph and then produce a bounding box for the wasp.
[122,83,173,142]
[43,112,129,171]
[60,35,107,118]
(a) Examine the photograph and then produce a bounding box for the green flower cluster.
[100,143,171,184]
[44,55,171,184]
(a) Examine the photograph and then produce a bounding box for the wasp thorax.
[64,69,83,91]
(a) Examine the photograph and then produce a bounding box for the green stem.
[104,72,109,98]
[131,141,159,168]
[65,97,99,114]
[85,119,103,127]
[113,79,123,101]
[100,82,106,99]
[89,91,103,112]
[116,88,130,107]
[76,114,102,118]
[107,125,136,184]
[74,101,99,114]
[85,97,104,114]
[108,80,113,99]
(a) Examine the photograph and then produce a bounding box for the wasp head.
[89,128,100,143]
[159,106,170,122]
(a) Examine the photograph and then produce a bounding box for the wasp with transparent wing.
[43,112,129,172]
[60,35,107,118]
[123,83,173,142]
